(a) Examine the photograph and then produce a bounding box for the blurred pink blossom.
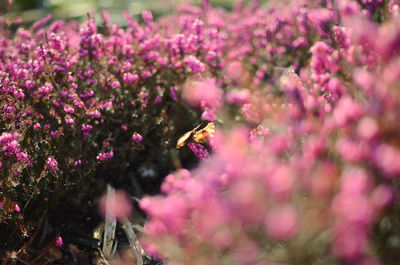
[182,79,222,111]
[264,204,298,240]
[99,189,133,220]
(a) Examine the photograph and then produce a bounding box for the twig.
[16,258,30,265]
[121,218,143,265]
[98,248,111,265]
[103,185,117,257]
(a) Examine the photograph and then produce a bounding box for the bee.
[176,122,215,148]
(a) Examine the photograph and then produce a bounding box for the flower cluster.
[0,132,31,166]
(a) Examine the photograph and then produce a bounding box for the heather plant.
[0,3,232,254]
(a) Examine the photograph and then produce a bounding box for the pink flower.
[169,86,178,101]
[226,61,244,81]
[63,106,74,114]
[265,166,294,199]
[153,96,162,104]
[99,190,133,220]
[332,97,363,127]
[123,73,139,84]
[264,204,298,240]
[182,79,222,110]
[82,124,93,138]
[140,195,188,235]
[47,157,59,171]
[65,118,74,125]
[49,33,64,52]
[374,144,400,177]
[96,151,114,161]
[161,169,191,194]
[14,204,20,213]
[142,10,153,25]
[187,142,209,159]
[371,185,394,210]
[132,133,143,143]
[33,123,41,131]
[333,225,368,260]
[55,236,63,247]
[226,89,250,105]
[332,192,372,223]
[184,55,205,73]
[357,117,378,139]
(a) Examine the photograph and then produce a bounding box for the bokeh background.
[4,0,241,25]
